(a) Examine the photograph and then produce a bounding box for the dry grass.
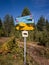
[0,37,9,44]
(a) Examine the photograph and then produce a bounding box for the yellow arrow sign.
[16,22,34,30]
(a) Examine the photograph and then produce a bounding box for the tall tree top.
[21,7,31,16]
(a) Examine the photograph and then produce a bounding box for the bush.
[0,36,17,54]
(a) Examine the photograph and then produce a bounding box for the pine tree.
[21,7,31,16]
[37,16,45,31]
[0,19,2,29]
[45,19,49,31]
[3,14,14,36]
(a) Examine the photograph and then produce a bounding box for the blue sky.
[0,0,49,23]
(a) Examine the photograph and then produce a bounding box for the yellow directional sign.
[16,22,34,30]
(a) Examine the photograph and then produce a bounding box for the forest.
[0,7,49,47]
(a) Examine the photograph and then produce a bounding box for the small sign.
[22,31,28,37]
[15,15,34,30]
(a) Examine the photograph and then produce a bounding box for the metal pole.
[24,37,26,65]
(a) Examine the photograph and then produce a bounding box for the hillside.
[0,37,49,65]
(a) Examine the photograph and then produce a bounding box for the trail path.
[17,41,49,65]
